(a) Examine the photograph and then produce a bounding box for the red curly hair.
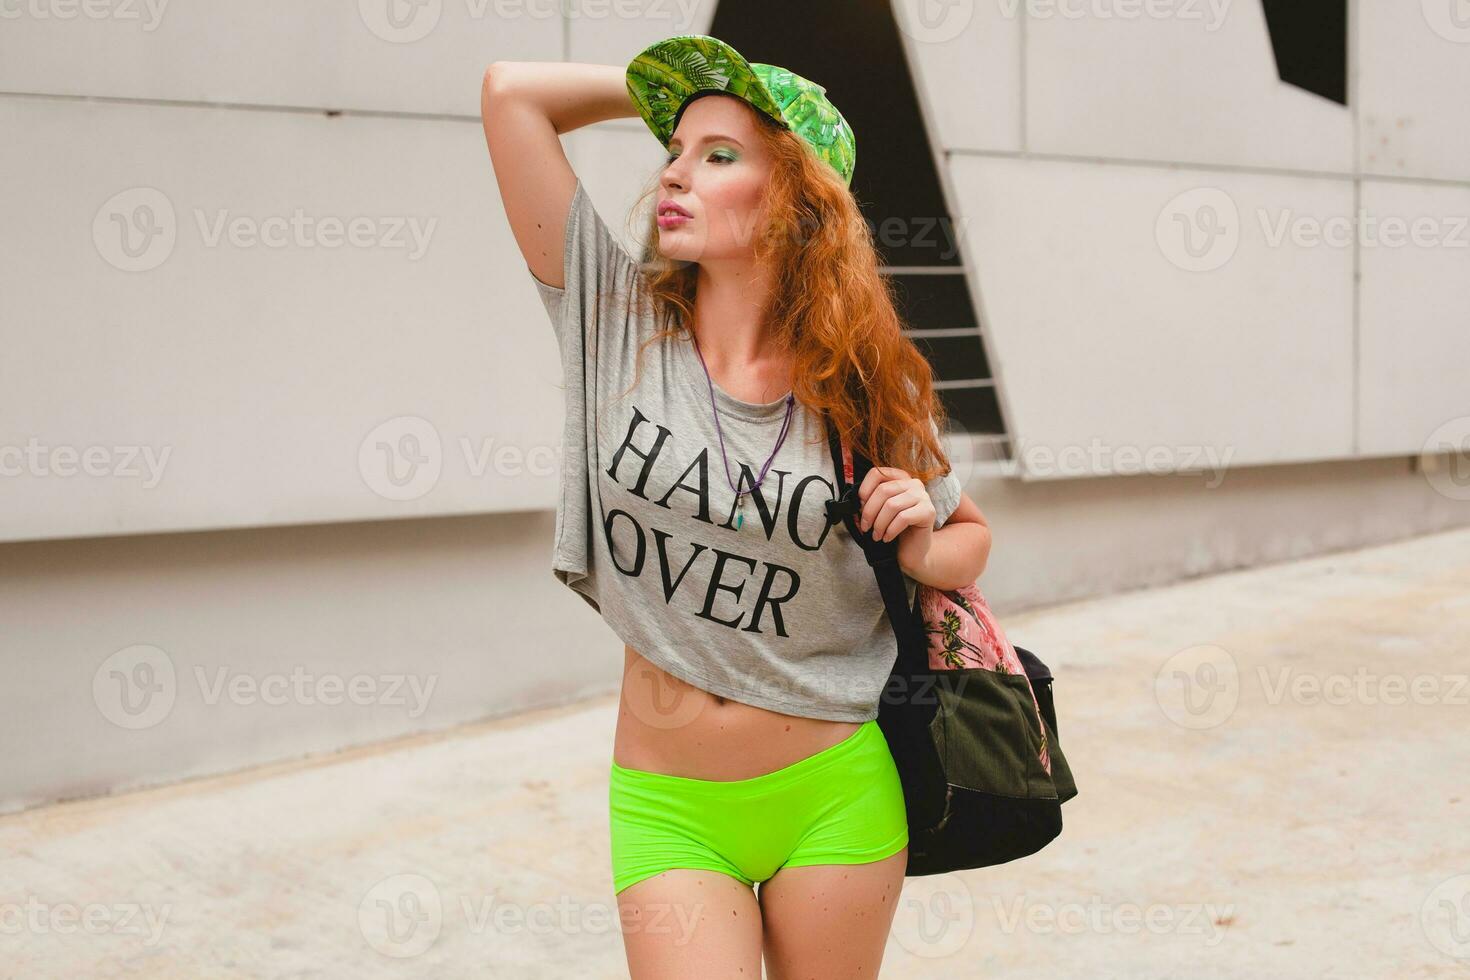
[613,103,955,487]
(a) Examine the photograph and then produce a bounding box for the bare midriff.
[612,644,862,781]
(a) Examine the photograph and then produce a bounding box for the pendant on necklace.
[735,494,745,530]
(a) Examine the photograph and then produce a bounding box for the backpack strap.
[822,411,928,667]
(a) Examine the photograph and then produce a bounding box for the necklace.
[690,332,796,531]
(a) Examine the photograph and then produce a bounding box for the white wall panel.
[951,154,1356,480]
[0,97,658,543]
[567,2,715,65]
[1025,2,1352,173]
[893,5,1023,153]
[0,0,558,114]
[1358,0,1470,182]
[1358,180,1470,455]
[557,4,718,206]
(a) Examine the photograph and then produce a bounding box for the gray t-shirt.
[530,177,963,722]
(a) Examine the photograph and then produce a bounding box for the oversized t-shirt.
[529,177,963,723]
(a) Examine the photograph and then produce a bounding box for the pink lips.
[657,200,692,229]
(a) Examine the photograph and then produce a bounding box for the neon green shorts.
[609,719,909,895]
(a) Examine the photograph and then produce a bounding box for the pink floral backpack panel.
[918,582,1053,774]
[836,437,1051,774]
[919,582,1021,672]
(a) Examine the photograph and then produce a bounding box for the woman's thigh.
[616,869,764,979]
[757,847,908,979]
[755,720,911,977]
[610,719,909,976]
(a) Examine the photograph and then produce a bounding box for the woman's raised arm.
[479,61,636,290]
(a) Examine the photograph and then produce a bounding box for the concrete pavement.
[3,526,1468,978]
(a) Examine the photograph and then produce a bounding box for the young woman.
[481,34,992,978]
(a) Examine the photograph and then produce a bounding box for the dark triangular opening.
[707,2,1008,439]
[1261,0,1347,105]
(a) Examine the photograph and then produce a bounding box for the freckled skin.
[613,645,905,979]
[613,645,859,780]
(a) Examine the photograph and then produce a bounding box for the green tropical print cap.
[626,34,857,187]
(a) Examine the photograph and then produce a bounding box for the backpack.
[822,413,1079,874]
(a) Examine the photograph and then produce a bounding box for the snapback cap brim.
[625,34,786,148]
